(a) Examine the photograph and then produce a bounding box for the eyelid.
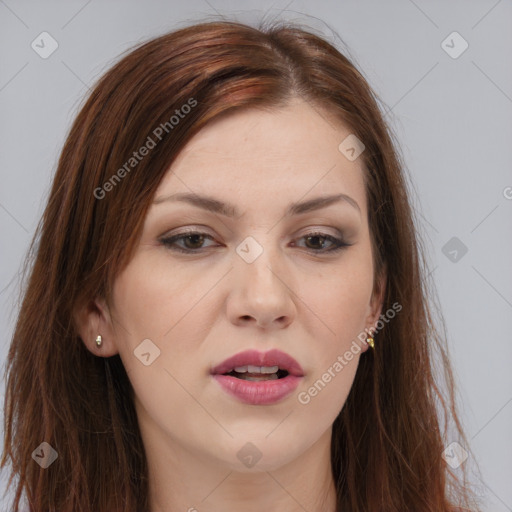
[159,223,347,239]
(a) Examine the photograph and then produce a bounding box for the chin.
[209,434,309,473]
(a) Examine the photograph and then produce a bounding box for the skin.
[77,97,385,512]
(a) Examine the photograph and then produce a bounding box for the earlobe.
[73,296,119,357]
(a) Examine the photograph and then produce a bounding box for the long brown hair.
[1,18,482,511]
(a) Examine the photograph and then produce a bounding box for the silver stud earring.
[95,335,103,348]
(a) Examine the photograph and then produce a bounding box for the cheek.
[295,265,371,429]
[111,251,211,341]
[110,253,220,398]
[303,252,374,344]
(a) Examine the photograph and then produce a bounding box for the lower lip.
[212,374,302,405]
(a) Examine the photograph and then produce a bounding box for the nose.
[226,239,296,330]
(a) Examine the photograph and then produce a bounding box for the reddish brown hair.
[2,19,481,511]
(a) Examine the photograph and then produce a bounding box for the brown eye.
[304,234,331,251]
[181,233,206,249]
[160,231,217,253]
[293,232,350,253]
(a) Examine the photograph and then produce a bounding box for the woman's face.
[103,98,383,472]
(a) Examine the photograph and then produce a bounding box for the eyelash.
[160,229,351,254]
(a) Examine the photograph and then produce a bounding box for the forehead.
[155,99,367,213]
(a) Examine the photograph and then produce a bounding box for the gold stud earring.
[95,335,103,348]
[366,335,375,349]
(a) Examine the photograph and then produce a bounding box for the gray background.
[1,0,511,510]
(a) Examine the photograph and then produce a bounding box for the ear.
[73,296,120,357]
[361,268,387,352]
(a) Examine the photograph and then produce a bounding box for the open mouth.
[224,366,290,381]
[211,351,303,405]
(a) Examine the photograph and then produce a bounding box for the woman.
[1,18,481,512]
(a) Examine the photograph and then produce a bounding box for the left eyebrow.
[152,192,361,218]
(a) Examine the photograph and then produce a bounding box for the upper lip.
[211,349,304,377]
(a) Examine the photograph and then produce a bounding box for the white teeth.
[233,365,279,374]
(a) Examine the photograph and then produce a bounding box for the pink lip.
[211,349,304,406]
